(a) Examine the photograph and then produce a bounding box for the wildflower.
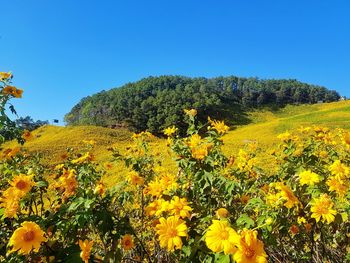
[0,187,20,218]
[0,71,12,80]
[144,179,163,197]
[2,147,20,159]
[127,171,145,186]
[232,229,268,263]
[327,176,349,197]
[184,108,197,117]
[289,225,299,235]
[298,170,321,186]
[187,134,202,149]
[216,208,229,219]
[297,217,307,225]
[329,160,349,179]
[104,162,114,170]
[71,152,94,164]
[164,126,177,136]
[191,144,210,160]
[121,234,134,250]
[310,194,337,224]
[9,221,47,255]
[208,117,229,134]
[169,196,192,219]
[2,85,23,98]
[10,174,35,197]
[156,216,188,252]
[59,173,78,200]
[22,130,34,141]
[145,199,169,217]
[205,220,238,254]
[160,173,178,192]
[79,239,94,263]
[82,139,96,146]
[275,183,299,209]
[277,131,291,141]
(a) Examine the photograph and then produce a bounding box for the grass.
[3,100,350,184]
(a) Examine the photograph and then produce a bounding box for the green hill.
[64,75,340,134]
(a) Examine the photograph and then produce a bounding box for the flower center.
[244,247,255,258]
[219,230,229,240]
[16,180,27,190]
[167,228,178,238]
[23,230,35,242]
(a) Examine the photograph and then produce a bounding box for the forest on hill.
[64,76,340,134]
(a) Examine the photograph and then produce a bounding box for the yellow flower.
[21,130,34,141]
[298,170,321,186]
[71,152,94,164]
[9,221,47,255]
[0,187,20,218]
[232,229,268,263]
[205,220,238,254]
[2,85,23,98]
[59,173,78,200]
[216,208,229,219]
[208,117,229,134]
[191,144,211,160]
[327,176,349,197]
[310,194,337,224]
[127,171,145,186]
[329,160,349,179]
[145,199,169,217]
[297,217,307,225]
[275,183,299,209]
[79,239,94,263]
[160,173,178,192]
[187,134,202,149]
[169,196,192,219]
[164,126,177,136]
[103,162,114,170]
[277,131,291,141]
[144,179,163,197]
[184,108,197,117]
[265,193,281,208]
[10,174,35,197]
[0,71,12,80]
[82,139,96,146]
[155,216,188,252]
[2,147,21,159]
[121,234,134,250]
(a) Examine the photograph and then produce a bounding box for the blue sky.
[1,0,349,124]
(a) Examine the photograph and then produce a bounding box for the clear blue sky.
[1,0,349,124]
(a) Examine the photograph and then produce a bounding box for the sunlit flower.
[79,239,94,263]
[275,183,299,209]
[144,179,163,197]
[310,194,337,224]
[160,173,178,192]
[0,71,12,80]
[329,160,349,179]
[127,171,145,186]
[289,225,299,235]
[155,216,188,252]
[0,187,20,218]
[10,174,35,197]
[2,85,23,98]
[191,145,209,160]
[164,126,178,136]
[145,199,169,217]
[59,173,78,200]
[298,170,321,186]
[121,234,134,250]
[9,221,47,255]
[2,147,21,159]
[208,117,229,134]
[187,134,202,149]
[277,131,291,141]
[184,108,197,117]
[326,176,349,197]
[94,181,106,196]
[232,229,268,263]
[205,220,238,254]
[169,196,192,219]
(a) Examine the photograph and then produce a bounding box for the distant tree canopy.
[15,116,49,131]
[64,76,340,134]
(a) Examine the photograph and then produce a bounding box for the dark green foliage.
[15,116,49,131]
[64,75,340,134]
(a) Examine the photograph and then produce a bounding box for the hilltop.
[64,75,340,135]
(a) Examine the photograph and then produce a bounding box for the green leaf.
[236,214,255,228]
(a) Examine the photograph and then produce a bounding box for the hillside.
[64,75,340,134]
[4,100,350,185]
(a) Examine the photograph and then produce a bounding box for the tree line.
[64,76,340,134]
